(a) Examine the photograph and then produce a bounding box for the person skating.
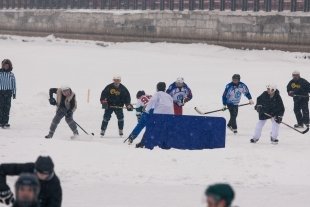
[222,74,254,134]
[166,77,193,115]
[205,183,235,207]
[125,82,174,147]
[12,173,40,207]
[135,90,152,121]
[0,156,62,207]
[0,59,16,128]
[45,86,78,139]
[287,70,310,128]
[100,76,133,137]
[250,84,285,144]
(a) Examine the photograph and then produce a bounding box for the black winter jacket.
[13,202,40,207]
[255,90,285,120]
[287,78,310,102]
[0,163,62,207]
[100,83,131,107]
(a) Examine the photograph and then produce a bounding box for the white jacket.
[145,91,174,115]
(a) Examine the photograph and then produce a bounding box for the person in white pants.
[251,84,285,144]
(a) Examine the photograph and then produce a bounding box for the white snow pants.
[253,118,280,140]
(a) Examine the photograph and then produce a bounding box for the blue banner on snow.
[141,114,226,150]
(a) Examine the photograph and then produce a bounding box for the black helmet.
[35,156,54,174]
[15,173,40,203]
[1,59,13,71]
[156,82,166,92]
[232,74,240,81]
[205,183,235,207]
[136,90,146,99]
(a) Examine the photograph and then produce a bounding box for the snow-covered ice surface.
[0,35,310,207]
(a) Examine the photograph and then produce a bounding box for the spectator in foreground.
[205,183,235,207]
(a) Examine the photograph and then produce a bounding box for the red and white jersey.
[136,95,152,108]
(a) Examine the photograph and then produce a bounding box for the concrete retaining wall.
[0,10,310,52]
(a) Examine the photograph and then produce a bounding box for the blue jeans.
[130,112,149,140]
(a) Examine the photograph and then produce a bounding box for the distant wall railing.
[0,0,309,11]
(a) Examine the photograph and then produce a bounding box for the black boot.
[271,137,279,144]
[250,138,258,143]
[135,142,144,148]
[294,124,304,128]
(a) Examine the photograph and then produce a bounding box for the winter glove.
[288,91,294,97]
[184,97,190,103]
[222,105,227,111]
[175,99,185,106]
[126,104,134,111]
[255,105,263,113]
[101,99,108,109]
[0,189,14,205]
[274,116,283,124]
[12,94,16,99]
[249,99,254,105]
[49,98,57,106]
[66,110,73,117]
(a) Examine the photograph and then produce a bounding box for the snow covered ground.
[0,35,309,207]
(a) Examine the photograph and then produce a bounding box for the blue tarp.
[141,114,226,150]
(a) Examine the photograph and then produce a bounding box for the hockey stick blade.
[282,122,309,134]
[194,107,204,115]
[264,113,309,135]
[302,127,309,134]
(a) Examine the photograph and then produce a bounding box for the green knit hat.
[205,183,235,207]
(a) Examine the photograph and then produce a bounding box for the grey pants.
[48,107,78,136]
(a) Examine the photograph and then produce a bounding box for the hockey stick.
[264,113,309,134]
[109,106,127,109]
[194,103,251,115]
[74,121,95,136]
[294,94,310,98]
[109,105,137,110]
[50,104,95,136]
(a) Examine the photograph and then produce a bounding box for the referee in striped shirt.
[0,59,16,128]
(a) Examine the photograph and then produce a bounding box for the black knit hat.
[157,82,166,92]
[205,183,235,207]
[15,173,40,197]
[136,90,146,99]
[35,156,54,174]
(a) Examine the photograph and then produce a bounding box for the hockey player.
[100,76,133,136]
[12,174,40,207]
[250,85,285,144]
[45,86,78,139]
[166,77,192,115]
[205,183,235,207]
[0,59,16,128]
[287,70,310,128]
[0,156,62,207]
[125,82,174,147]
[135,90,152,121]
[222,74,254,134]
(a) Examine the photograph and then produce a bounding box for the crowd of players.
[0,58,309,207]
[0,59,309,145]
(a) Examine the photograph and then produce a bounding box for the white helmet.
[292,70,300,75]
[113,75,121,80]
[266,84,277,92]
[176,77,184,84]
[61,85,70,91]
